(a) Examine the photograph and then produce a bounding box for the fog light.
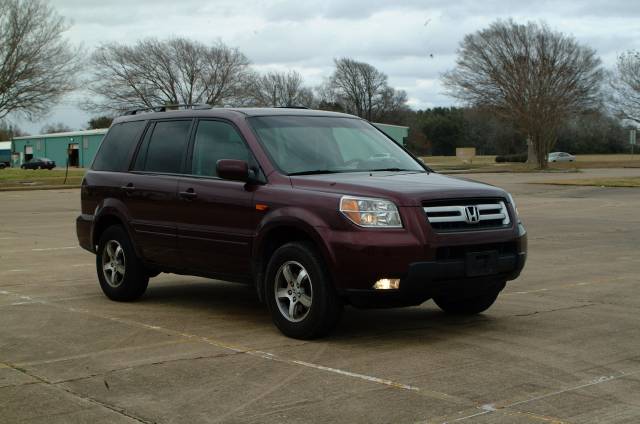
[373,278,400,290]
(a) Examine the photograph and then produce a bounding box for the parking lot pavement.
[1,169,639,423]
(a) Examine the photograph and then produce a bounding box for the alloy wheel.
[102,240,126,288]
[274,261,313,322]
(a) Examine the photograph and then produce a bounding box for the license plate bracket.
[466,251,498,277]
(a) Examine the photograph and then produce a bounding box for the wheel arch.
[92,202,142,259]
[252,219,336,303]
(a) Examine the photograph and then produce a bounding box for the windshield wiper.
[368,168,424,172]
[288,169,346,176]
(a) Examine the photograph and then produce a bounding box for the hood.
[290,171,507,206]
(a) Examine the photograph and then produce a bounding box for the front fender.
[254,206,337,267]
[252,207,339,299]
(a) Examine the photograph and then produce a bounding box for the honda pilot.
[77,107,527,339]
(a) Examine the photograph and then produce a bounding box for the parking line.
[32,246,78,251]
[0,288,428,397]
[251,350,420,391]
[446,369,640,423]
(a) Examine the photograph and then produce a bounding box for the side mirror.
[216,159,250,182]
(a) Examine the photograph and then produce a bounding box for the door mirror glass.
[217,159,249,182]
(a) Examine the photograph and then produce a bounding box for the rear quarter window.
[91,121,146,171]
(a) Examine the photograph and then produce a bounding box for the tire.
[96,225,149,301]
[265,242,343,339]
[433,286,502,315]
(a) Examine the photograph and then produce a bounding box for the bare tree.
[322,58,408,122]
[609,51,640,125]
[84,38,252,113]
[247,70,314,107]
[442,20,602,168]
[373,87,409,124]
[0,120,27,139]
[41,122,72,134]
[0,0,81,120]
[87,115,113,130]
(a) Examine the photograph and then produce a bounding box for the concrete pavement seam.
[0,362,154,424]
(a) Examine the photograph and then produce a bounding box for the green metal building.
[8,122,407,168]
[0,141,11,166]
[11,129,107,168]
[373,123,409,146]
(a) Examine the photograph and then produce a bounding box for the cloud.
[8,0,640,133]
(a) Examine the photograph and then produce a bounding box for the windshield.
[248,116,425,175]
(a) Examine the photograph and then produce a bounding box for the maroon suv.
[77,107,527,339]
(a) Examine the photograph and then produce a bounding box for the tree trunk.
[536,135,548,169]
[526,136,538,166]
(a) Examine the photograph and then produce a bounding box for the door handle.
[179,188,198,200]
[121,183,135,193]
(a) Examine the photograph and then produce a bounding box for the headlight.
[340,196,402,228]
[507,193,519,216]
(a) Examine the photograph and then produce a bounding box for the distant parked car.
[548,152,575,163]
[20,157,56,170]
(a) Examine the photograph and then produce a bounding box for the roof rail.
[274,106,310,109]
[122,104,211,116]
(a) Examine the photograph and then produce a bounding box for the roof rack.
[122,104,211,116]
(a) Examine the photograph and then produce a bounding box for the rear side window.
[92,121,146,171]
[134,120,192,174]
[191,120,250,177]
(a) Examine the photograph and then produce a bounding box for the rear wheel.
[96,225,148,301]
[433,286,502,315]
[265,242,343,339]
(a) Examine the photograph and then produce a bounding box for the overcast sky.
[11,0,640,133]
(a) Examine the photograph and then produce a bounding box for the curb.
[0,185,81,192]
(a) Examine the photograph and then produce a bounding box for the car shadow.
[140,278,501,345]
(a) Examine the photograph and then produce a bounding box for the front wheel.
[265,242,343,339]
[433,286,502,315]
[96,225,149,301]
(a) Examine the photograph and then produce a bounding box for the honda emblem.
[464,206,480,224]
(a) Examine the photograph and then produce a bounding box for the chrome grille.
[423,200,511,231]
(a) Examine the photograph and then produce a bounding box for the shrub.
[495,153,527,163]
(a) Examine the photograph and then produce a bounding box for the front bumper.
[332,216,528,307]
[343,251,525,308]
